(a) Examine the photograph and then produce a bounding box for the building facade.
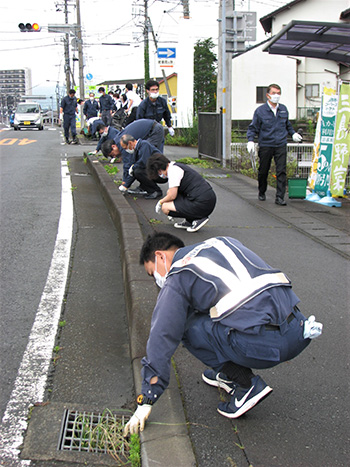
[0,68,32,116]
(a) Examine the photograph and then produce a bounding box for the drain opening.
[58,409,130,456]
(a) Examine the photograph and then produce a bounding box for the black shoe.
[258,193,266,201]
[65,138,70,144]
[128,186,147,195]
[71,138,79,145]
[144,191,162,199]
[275,197,287,206]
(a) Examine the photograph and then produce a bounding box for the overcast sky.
[1,0,289,100]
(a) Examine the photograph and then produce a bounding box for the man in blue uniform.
[136,79,175,137]
[247,84,302,205]
[119,135,166,198]
[83,92,99,119]
[124,232,322,435]
[98,87,114,126]
[60,89,78,144]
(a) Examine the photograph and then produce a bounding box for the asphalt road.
[0,126,65,420]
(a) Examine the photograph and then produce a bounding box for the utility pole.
[64,0,71,92]
[76,0,85,127]
[144,0,150,82]
[217,0,234,168]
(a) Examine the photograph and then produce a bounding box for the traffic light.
[18,22,41,32]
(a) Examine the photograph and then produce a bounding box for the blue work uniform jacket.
[141,237,298,403]
[133,139,159,170]
[99,94,114,111]
[83,99,99,118]
[61,95,77,115]
[247,103,295,147]
[136,97,171,127]
[96,126,119,152]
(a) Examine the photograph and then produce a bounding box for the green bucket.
[288,178,307,199]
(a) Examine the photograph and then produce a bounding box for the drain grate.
[58,409,130,456]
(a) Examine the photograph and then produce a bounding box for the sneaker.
[202,370,235,394]
[65,138,70,144]
[187,217,209,232]
[217,375,273,419]
[174,220,192,229]
[128,187,147,195]
[168,216,174,222]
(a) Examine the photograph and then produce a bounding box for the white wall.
[231,44,297,120]
[176,18,194,128]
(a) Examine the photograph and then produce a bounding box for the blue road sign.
[157,48,176,59]
[86,73,93,81]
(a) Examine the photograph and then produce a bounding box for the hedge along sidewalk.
[85,154,196,467]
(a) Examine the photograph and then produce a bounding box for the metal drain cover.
[58,409,130,456]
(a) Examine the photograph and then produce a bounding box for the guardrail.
[229,142,350,187]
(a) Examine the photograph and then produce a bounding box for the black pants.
[124,107,138,127]
[133,166,166,194]
[63,114,76,140]
[258,146,287,199]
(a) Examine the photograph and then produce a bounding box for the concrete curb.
[86,155,196,467]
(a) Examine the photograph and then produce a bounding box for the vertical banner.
[330,83,350,196]
[308,111,321,190]
[314,87,338,197]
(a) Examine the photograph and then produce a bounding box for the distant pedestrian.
[98,87,114,126]
[60,89,78,144]
[123,232,322,436]
[124,83,141,126]
[136,79,175,137]
[83,92,99,119]
[247,84,302,205]
[147,154,216,232]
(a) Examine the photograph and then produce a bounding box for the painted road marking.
[0,138,37,145]
[0,159,73,465]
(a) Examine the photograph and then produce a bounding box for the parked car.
[13,102,44,130]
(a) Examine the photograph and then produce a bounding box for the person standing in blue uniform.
[60,89,78,144]
[136,79,175,137]
[83,92,99,119]
[123,232,322,435]
[98,87,114,126]
[247,84,302,205]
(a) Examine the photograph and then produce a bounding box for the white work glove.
[123,405,152,436]
[292,132,303,143]
[168,127,175,137]
[155,200,162,213]
[247,141,255,153]
[128,165,134,176]
[119,185,127,193]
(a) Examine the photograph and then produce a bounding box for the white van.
[14,102,44,131]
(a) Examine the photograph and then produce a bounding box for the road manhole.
[58,409,131,458]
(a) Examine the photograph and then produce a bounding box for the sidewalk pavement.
[84,144,349,467]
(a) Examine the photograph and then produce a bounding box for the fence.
[229,143,350,189]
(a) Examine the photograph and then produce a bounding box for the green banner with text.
[330,83,350,197]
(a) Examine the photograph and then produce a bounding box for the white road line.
[0,159,73,465]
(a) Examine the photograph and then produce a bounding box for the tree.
[193,38,217,113]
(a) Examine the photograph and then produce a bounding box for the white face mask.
[101,131,108,137]
[125,148,134,154]
[150,92,159,99]
[154,256,167,288]
[268,94,281,104]
[90,97,94,101]
[159,172,167,179]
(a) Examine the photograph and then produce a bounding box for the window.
[305,84,319,98]
[256,86,268,103]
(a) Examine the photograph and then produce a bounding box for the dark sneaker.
[258,193,266,201]
[217,375,273,419]
[187,217,209,232]
[65,138,70,144]
[128,187,147,195]
[144,191,162,199]
[275,197,287,206]
[202,370,235,394]
[174,220,192,229]
[71,138,79,145]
